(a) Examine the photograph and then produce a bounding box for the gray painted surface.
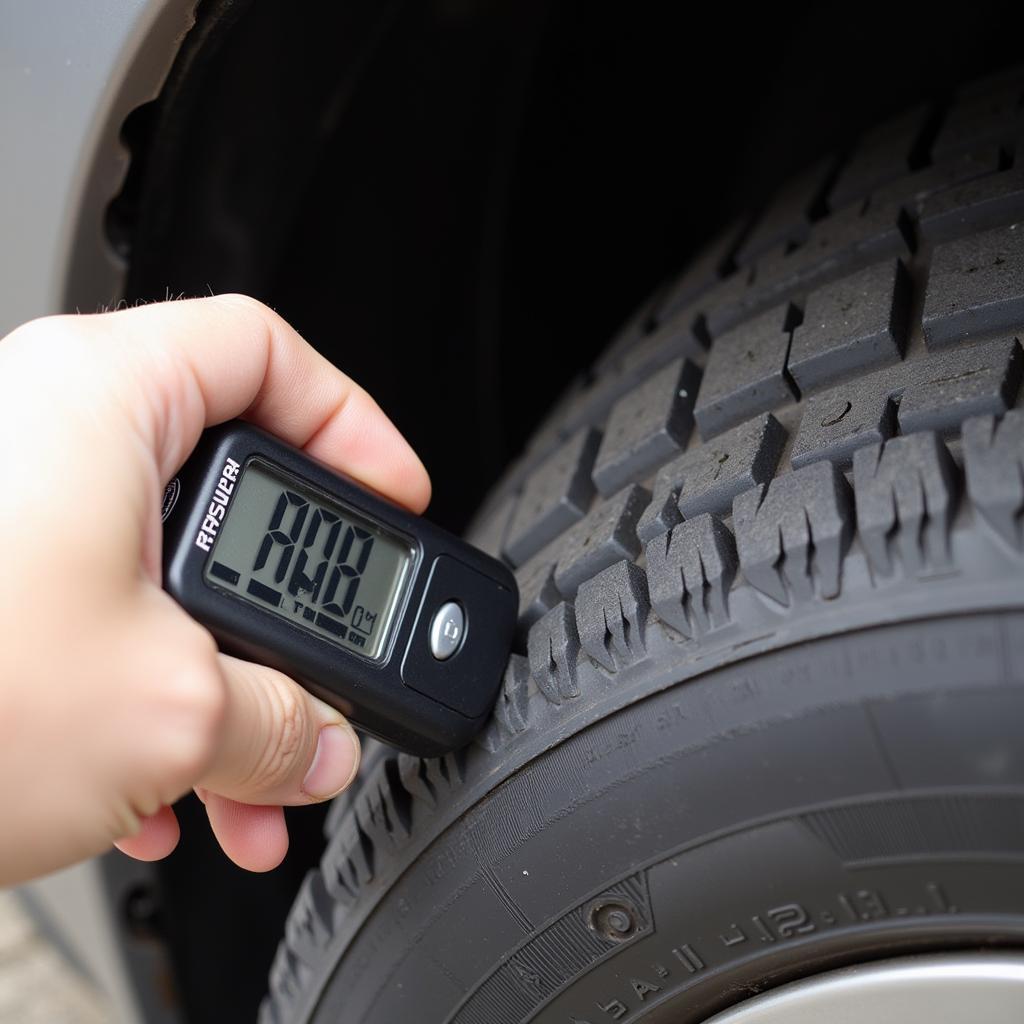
[18,859,159,1024]
[0,887,112,1023]
[1,4,194,1021]
[0,0,194,336]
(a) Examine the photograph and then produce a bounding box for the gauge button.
[403,555,516,718]
[429,601,465,660]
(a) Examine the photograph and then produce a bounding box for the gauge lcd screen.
[204,460,413,659]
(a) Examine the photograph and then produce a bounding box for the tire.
[263,67,1024,1023]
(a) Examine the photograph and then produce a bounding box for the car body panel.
[0,0,193,335]
[1,3,193,1020]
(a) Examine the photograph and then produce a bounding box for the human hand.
[0,296,430,885]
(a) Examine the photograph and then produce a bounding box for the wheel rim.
[703,954,1024,1024]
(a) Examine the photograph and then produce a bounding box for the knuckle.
[249,671,309,792]
[213,292,270,323]
[190,669,229,738]
[176,701,224,780]
[4,316,93,364]
[177,618,218,661]
[213,290,257,307]
[158,646,227,785]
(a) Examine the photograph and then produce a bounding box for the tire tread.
[263,65,1024,1024]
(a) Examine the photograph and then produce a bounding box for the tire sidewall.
[312,611,1024,1023]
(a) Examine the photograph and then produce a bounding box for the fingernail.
[302,723,360,801]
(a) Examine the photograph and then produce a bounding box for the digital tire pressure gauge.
[162,421,518,756]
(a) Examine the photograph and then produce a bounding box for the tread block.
[394,750,461,811]
[284,871,333,968]
[679,413,788,518]
[931,82,1024,159]
[595,286,664,371]
[734,157,836,266]
[645,514,737,638]
[828,104,932,210]
[465,491,516,560]
[532,377,621,454]
[267,948,310,1008]
[527,602,580,704]
[618,306,709,375]
[871,146,1002,211]
[958,65,1024,101]
[533,320,706,455]
[897,337,1023,435]
[260,993,285,1024]
[791,386,896,469]
[733,461,854,605]
[922,225,1024,349]
[705,200,909,337]
[635,469,684,544]
[853,432,959,576]
[478,654,533,748]
[918,168,1024,245]
[355,765,411,845]
[788,259,910,391]
[694,304,796,438]
[322,813,374,908]
[397,752,437,809]
[964,409,1024,548]
[514,552,560,629]
[655,219,746,325]
[553,484,651,597]
[792,338,1023,468]
[575,561,651,672]
[636,413,787,542]
[504,427,601,566]
[593,358,701,496]
[753,201,910,299]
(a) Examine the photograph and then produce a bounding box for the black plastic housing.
[162,421,518,755]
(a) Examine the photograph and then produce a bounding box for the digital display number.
[203,461,412,659]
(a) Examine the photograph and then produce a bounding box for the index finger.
[101,294,431,513]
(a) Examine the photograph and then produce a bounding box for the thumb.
[199,654,361,806]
